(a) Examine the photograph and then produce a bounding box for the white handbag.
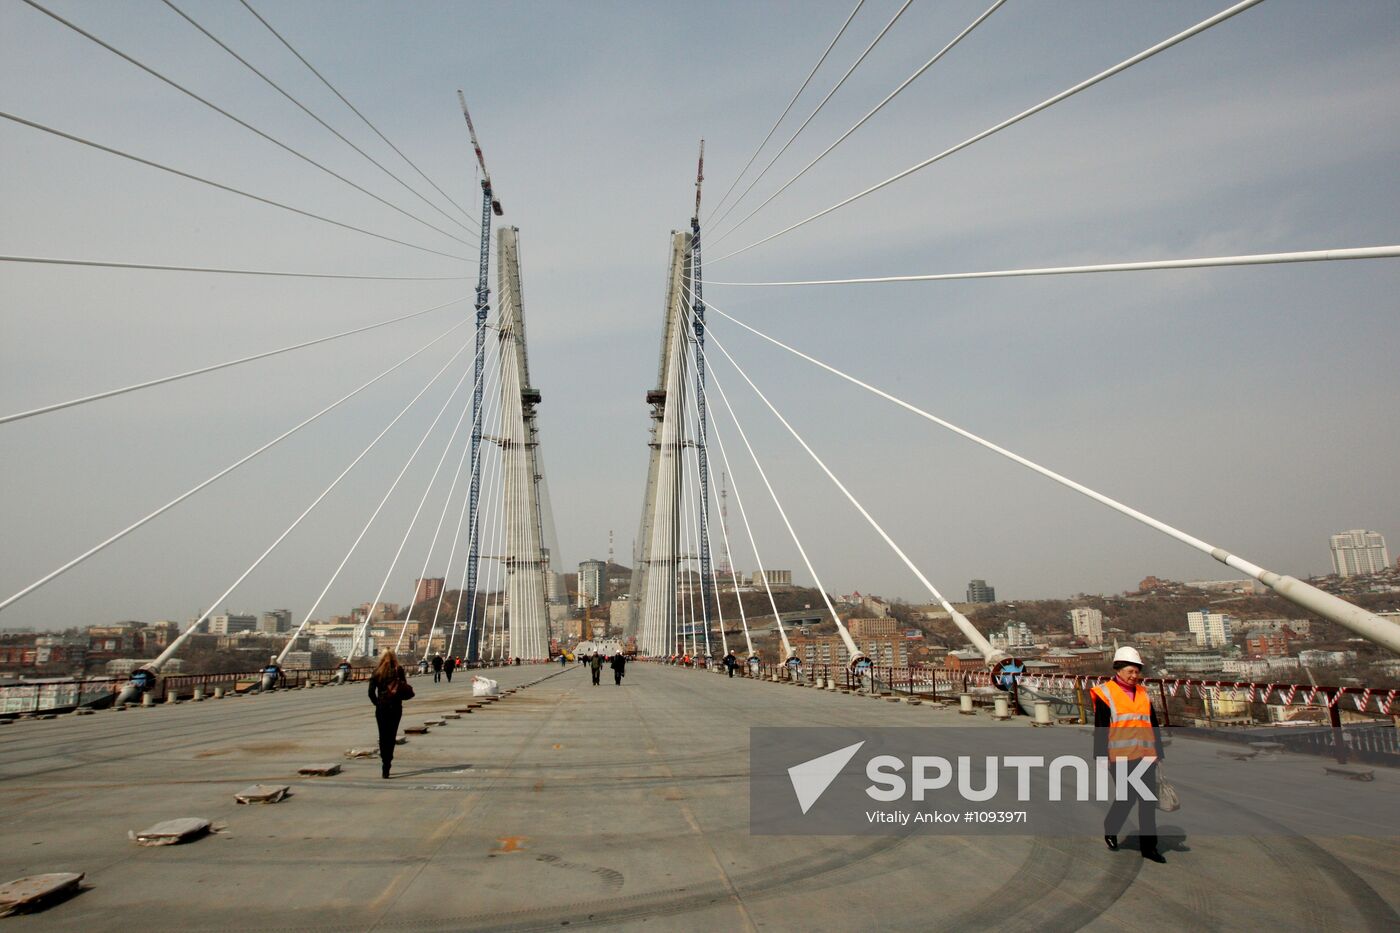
[1157,764,1181,812]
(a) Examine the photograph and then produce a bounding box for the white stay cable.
[318,348,478,663]
[386,338,502,653]
[0,111,468,263]
[458,378,506,659]
[439,368,503,660]
[681,364,728,657]
[410,340,506,659]
[238,0,477,226]
[143,331,474,673]
[0,255,471,280]
[710,0,1007,244]
[1,296,468,425]
[690,352,753,657]
[677,311,754,657]
[160,0,476,239]
[482,376,513,660]
[20,0,474,250]
[703,323,997,660]
[705,0,866,225]
[688,329,790,661]
[679,403,701,656]
[707,245,1400,287]
[0,318,468,614]
[709,0,1266,264]
[679,344,725,656]
[708,0,916,233]
[451,374,505,659]
[672,347,695,656]
[701,294,1400,654]
[680,290,847,659]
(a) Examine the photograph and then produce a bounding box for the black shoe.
[1141,849,1166,863]
[382,764,391,779]
[1104,835,1119,852]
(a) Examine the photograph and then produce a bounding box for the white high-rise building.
[1069,607,1104,644]
[1187,609,1233,648]
[1329,530,1390,577]
[578,560,606,608]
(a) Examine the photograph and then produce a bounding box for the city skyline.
[3,1,1398,631]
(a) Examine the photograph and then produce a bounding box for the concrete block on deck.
[0,872,85,916]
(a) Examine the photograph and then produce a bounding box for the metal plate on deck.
[297,763,342,776]
[344,747,379,759]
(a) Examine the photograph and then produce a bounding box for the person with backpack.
[368,649,414,779]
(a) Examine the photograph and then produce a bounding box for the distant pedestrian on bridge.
[610,653,627,686]
[590,652,602,686]
[724,651,737,678]
[444,656,457,682]
[432,653,444,683]
[1094,646,1165,863]
[368,649,414,779]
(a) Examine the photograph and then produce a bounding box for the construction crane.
[690,140,714,656]
[458,90,502,663]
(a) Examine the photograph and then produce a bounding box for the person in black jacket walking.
[610,652,627,685]
[368,650,412,779]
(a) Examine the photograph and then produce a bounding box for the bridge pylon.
[629,232,711,656]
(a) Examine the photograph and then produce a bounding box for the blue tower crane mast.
[458,90,503,664]
[690,140,714,655]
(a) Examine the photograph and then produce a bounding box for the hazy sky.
[2,0,1397,631]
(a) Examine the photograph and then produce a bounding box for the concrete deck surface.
[0,664,1396,931]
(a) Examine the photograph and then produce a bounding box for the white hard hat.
[1113,646,1144,667]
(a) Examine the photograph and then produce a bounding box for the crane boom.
[458,90,503,215]
[693,139,705,222]
[457,90,490,182]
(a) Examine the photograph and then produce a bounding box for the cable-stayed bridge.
[2,0,1399,927]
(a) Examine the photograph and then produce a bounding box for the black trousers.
[591,668,600,685]
[376,702,402,767]
[727,666,734,678]
[613,669,623,685]
[433,670,441,682]
[445,669,453,682]
[1105,759,1158,843]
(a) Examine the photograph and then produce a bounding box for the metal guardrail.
[0,657,566,716]
[650,656,1399,766]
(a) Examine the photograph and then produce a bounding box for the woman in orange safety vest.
[1092,646,1166,863]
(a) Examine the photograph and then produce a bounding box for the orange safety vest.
[1091,679,1157,760]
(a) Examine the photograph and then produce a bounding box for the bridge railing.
[637,655,1399,722]
[0,676,124,716]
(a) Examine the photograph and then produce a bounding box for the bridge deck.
[1,664,1396,931]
